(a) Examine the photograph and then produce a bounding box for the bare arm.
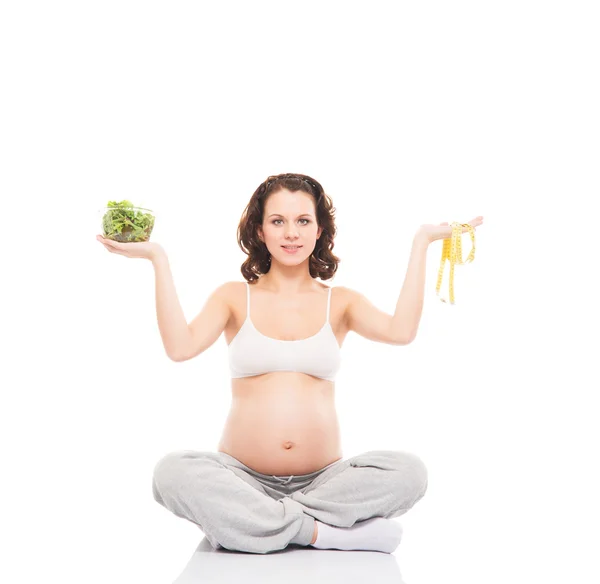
[389,234,430,343]
[152,251,192,361]
[152,250,233,362]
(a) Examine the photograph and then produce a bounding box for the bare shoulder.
[332,284,385,323]
[216,281,246,304]
[333,285,407,344]
[327,284,352,298]
[334,285,369,310]
[324,284,353,321]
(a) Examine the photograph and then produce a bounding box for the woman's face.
[258,188,323,263]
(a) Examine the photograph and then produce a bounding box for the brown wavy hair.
[237,173,341,283]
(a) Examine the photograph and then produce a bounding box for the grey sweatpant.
[152,449,428,554]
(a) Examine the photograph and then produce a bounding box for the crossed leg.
[152,449,428,554]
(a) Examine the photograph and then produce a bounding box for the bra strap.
[326,287,332,323]
[246,282,250,318]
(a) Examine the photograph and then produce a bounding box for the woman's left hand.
[416,216,484,244]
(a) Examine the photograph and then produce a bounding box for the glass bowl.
[98,205,156,243]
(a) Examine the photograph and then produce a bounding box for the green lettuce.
[101,200,155,242]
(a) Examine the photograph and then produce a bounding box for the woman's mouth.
[281,245,302,254]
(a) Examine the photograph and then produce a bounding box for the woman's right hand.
[96,234,164,261]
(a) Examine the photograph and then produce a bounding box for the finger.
[102,239,120,252]
[104,238,120,249]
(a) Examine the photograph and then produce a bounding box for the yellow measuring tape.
[435,222,476,304]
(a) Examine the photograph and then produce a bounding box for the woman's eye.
[273,219,310,225]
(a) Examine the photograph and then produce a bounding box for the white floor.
[172,537,405,584]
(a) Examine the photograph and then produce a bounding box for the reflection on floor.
[172,536,407,583]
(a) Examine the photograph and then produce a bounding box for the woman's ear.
[257,226,264,243]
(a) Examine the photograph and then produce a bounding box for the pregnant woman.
[97,173,483,554]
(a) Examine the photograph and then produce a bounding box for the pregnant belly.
[217,386,343,475]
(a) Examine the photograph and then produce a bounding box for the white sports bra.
[228,282,342,382]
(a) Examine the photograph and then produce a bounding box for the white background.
[1,1,598,583]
